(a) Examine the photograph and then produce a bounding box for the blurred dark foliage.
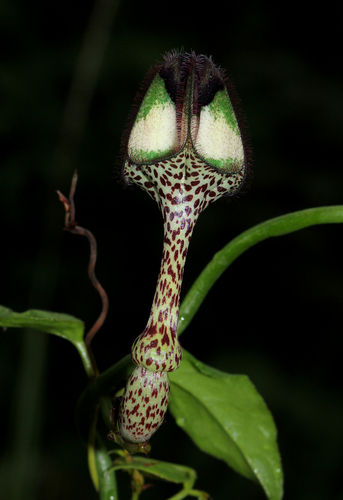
[1,1,343,499]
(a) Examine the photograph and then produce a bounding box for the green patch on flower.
[136,74,173,122]
[206,89,240,133]
[129,147,175,163]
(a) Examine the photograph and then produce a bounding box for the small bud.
[118,367,170,444]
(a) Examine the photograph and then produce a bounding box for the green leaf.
[178,205,343,335]
[109,455,211,499]
[110,455,196,488]
[0,305,93,377]
[169,350,283,500]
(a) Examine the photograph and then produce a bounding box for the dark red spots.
[177,261,182,280]
[184,206,192,215]
[132,404,140,414]
[144,182,153,189]
[144,323,157,338]
[172,228,180,241]
[138,388,143,397]
[173,171,183,180]
[195,185,203,195]
[146,358,153,366]
[182,194,193,203]
[166,193,180,205]
[175,353,181,365]
[146,406,151,418]
[185,224,193,238]
[147,339,158,349]
[161,331,170,346]
[167,265,176,282]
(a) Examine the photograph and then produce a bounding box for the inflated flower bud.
[118,367,170,444]
[112,51,249,452]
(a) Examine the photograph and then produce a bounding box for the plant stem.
[166,488,210,500]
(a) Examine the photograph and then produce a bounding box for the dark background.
[1,1,343,499]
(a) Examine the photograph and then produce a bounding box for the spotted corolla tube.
[108,51,250,453]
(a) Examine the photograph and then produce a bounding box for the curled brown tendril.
[57,170,109,378]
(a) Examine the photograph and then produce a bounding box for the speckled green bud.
[115,50,250,449]
[118,366,170,443]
